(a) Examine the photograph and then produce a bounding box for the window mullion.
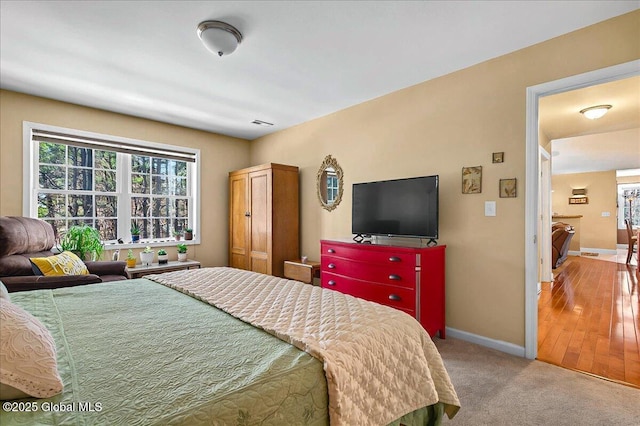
[117,153,131,242]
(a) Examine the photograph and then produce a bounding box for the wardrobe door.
[229,172,250,270]
[248,169,272,274]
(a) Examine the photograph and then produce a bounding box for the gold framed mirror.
[317,155,344,212]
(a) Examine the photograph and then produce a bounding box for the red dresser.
[320,239,446,338]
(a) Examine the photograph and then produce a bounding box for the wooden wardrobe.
[229,163,299,277]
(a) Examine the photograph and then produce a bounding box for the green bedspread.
[2,279,443,425]
[3,279,328,425]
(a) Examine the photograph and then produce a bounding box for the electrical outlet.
[601,212,610,217]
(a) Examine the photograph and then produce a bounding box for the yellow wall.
[249,11,640,346]
[552,171,618,250]
[0,90,251,267]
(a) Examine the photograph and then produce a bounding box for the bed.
[0,267,459,425]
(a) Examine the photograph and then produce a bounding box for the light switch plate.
[601,212,610,217]
[485,201,496,216]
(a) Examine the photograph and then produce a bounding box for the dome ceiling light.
[579,104,612,120]
[197,20,243,57]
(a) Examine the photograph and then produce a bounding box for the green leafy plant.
[126,249,135,260]
[176,243,188,254]
[130,222,140,236]
[157,249,167,256]
[172,230,182,236]
[142,246,153,253]
[59,225,104,261]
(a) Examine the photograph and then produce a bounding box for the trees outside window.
[28,123,198,244]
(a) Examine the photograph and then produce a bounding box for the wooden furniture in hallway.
[229,163,299,278]
[624,219,638,264]
[538,255,640,388]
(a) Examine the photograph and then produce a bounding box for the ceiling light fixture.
[197,20,243,57]
[579,104,612,120]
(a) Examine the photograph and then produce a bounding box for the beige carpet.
[434,337,640,426]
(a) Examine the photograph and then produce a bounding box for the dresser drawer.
[322,272,416,314]
[321,256,416,289]
[321,242,417,267]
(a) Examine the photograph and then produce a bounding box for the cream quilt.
[147,267,460,426]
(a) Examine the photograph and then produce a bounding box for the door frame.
[524,59,640,360]
[539,147,552,285]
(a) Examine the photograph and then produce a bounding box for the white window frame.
[23,121,201,249]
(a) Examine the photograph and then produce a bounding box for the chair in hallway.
[625,219,638,264]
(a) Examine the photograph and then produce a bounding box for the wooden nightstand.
[284,259,320,284]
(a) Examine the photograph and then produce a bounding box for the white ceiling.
[1,1,638,141]
[539,76,640,175]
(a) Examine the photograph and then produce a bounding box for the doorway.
[524,59,640,360]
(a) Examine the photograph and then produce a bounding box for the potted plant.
[131,222,141,243]
[184,228,193,241]
[125,249,137,268]
[173,230,182,241]
[140,246,154,266]
[177,243,188,262]
[157,248,168,264]
[59,224,104,261]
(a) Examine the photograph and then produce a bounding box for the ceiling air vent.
[251,119,274,126]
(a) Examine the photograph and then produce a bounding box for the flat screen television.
[352,175,439,241]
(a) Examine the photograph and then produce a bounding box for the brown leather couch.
[0,216,127,292]
[552,222,575,269]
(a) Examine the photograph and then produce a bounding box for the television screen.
[352,175,439,239]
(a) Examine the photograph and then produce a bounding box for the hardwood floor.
[538,255,640,388]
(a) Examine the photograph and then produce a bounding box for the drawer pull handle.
[389,274,401,281]
[328,280,336,286]
[328,263,336,269]
[327,249,335,253]
[388,294,401,301]
[389,256,401,262]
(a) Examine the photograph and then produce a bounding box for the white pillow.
[0,281,9,301]
[0,299,63,400]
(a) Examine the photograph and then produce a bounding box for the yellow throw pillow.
[30,251,89,276]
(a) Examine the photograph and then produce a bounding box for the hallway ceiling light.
[197,20,243,57]
[579,104,612,120]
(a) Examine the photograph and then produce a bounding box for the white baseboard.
[567,250,581,256]
[445,327,526,358]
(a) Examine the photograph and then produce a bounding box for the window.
[618,183,640,228]
[326,171,338,203]
[130,155,190,239]
[24,122,200,245]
